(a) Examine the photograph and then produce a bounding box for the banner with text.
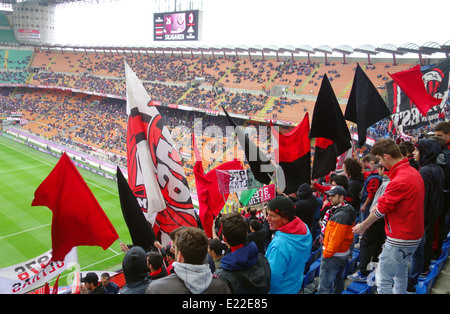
[247,184,276,206]
[0,248,78,294]
[216,169,263,194]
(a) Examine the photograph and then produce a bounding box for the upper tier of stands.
[27,50,415,98]
[0,48,416,125]
[0,48,416,169]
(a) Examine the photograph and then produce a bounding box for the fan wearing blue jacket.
[265,195,313,294]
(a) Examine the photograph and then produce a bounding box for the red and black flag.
[125,61,197,246]
[345,63,391,147]
[386,57,450,131]
[309,74,351,157]
[222,106,276,185]
[312,137,337,180]
[271,113,311,194]
[116,166,155,252]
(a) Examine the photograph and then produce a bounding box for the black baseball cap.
[81,272,99,285]
[325,186,347,196]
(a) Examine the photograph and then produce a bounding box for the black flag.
[345,63,391,147]
[309,74,351,156]
[117,166,155,251]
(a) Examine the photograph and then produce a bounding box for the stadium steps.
[338,78,354,99]
[176,87,194,104]
[257,97,276,118]
[263,66,282,91]
[49,52,61,70]
[296,68,316,94]
[72,54,88,73]
[217,60,240,85]
[337,63,360,98]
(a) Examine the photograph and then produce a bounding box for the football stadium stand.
[0,24,449,294]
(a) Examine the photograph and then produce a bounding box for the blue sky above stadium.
[55,0,448,56]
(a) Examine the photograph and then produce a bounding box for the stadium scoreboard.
[153,10,202,41]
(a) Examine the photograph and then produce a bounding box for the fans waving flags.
[125,61,197,246]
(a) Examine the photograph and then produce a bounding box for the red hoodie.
[374,158,424,247]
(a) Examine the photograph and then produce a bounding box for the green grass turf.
[0,134,131,287]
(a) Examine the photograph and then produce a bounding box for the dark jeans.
[358,218,385,276]
[318,254,349,294]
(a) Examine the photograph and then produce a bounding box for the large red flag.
[389,65,441,116]
[193,134,242,238]
[31,153,119,261]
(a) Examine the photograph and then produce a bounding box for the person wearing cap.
[318,185,357,294]
[264,195,312,294]
[81,272,105,294]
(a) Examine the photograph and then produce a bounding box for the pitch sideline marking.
[0,223,51,240]
[0,141,118,196]
[0,164,48,174]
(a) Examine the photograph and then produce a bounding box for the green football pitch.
[0,134,131,287]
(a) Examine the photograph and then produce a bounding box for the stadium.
[0,0,449,297]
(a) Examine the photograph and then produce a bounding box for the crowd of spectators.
[2,50,450,296]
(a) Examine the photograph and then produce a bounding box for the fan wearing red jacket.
[353,138,424,294]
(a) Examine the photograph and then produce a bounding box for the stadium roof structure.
[375,44,405,65]
[31,40,449,65]
[0,0,110,4]
[333,45,354,64]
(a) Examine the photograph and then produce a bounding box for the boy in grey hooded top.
[146,227,230,294]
